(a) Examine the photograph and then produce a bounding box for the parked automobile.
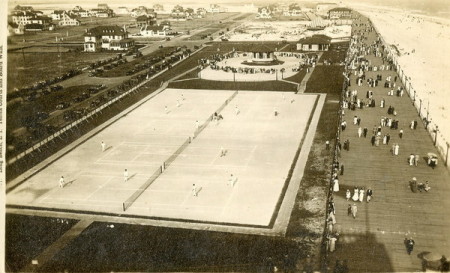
[56,102,70,110]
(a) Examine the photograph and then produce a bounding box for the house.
[209,4,227,13]
[78,9,90,17]
[29,16,52,29]
[140,25,167,37]
[59,13,81,26]
[91,8,114,17]
[131,7,156,18]
[7,23,24,35]
[257,7,272,19]
[50,10,66,20]
[69,6,90,17]
[160,21,171,30]
[171,6,188,21]
[328,7,352,19]
[316,3,338,14]
[184,8,194,19]
[116,7,129,15]
[153,4,164,12]
[11,11,36,25]
[98,4,110,10]
[84,25,134,52]
[297,35,331,51]
[196,8,207,18]
[136,15,157,27]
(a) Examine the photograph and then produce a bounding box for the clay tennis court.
[6,88,323,232]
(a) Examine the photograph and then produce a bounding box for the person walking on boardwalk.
[363,127,368,138]
[347,204,352,216]
[346,189,351,201]
[228,174,237,187]
[351,203,358,219]
[123,169,129,183]
[59,176,65,188]
[192,184,198,197]
[358,127,362,138]
[358,187,365,202]
[366,188,373,202]
[101,141,106,152]
[333,178,340,192]
[220,147,226,157]
[195,120,200,130]
[340,164,344,175]
[404,237,415,255]
[235,105,240,115]
[328,236,338,252]
[399,129,404,139]
[352,187,359,202]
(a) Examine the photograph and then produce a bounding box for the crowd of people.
[197,50,319,76]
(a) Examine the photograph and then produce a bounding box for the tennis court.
[7,88,320,229]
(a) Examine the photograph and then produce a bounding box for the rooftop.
[298,34,331,44]
[85,26,126,37]
[329,7,352,12]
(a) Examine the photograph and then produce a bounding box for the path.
[297,53,323,94]
[326,15,450,273]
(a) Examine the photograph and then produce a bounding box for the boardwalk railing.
[369,19,450,169]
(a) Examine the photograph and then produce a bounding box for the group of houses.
[8,5,53,34]
[7,4,118,35]
[256,3,352,20]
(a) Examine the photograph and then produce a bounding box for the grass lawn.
[36,221,300,272]
[5,214,78,272]
[305,65,345,94]
[7,52,116,93]
[285,72,342,266]
[168,79,297,91]
[284,68,307,83]
[233,13,253,21]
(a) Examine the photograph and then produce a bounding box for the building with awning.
[328,7,352,19]
[296,34,331,51]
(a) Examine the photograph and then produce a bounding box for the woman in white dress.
[346,189,351,201]
[359,187,365,202]
[352,187,359,201]
[394,144,399,155]
[333,178,339,192]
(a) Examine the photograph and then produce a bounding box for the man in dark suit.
[366,188,373,202]
[404,238,415,255]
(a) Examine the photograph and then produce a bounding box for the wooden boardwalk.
[327,17,450,272]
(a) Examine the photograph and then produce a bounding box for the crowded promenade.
[324,15,450,273]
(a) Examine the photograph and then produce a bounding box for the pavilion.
[296,34,331,51]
